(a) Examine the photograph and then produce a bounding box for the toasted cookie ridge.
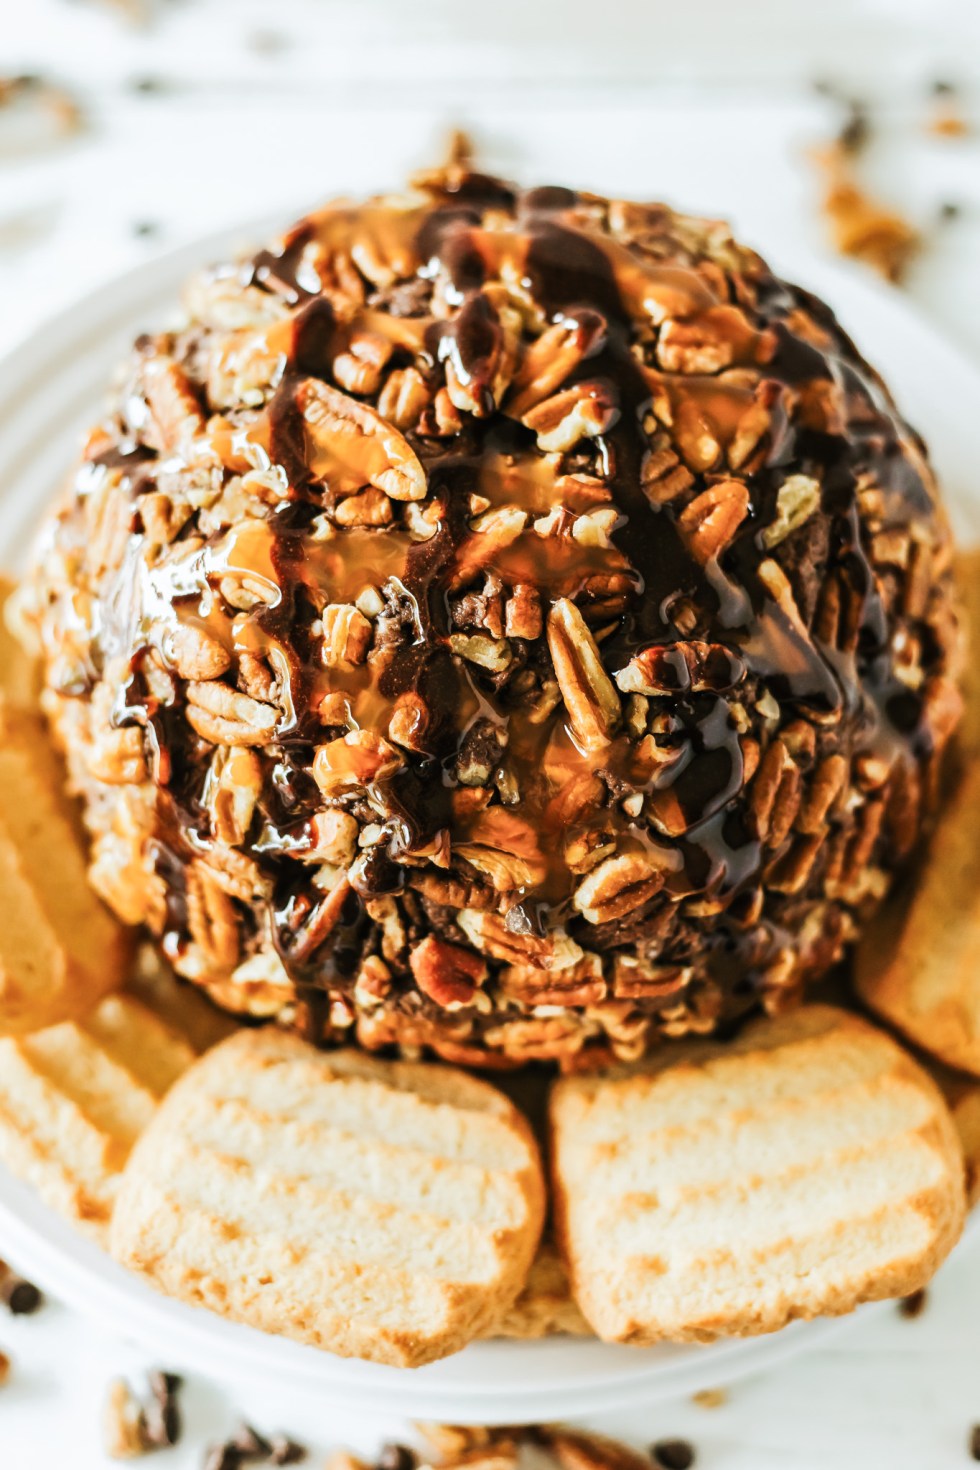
[550,1005,966,1344]
[110,1029,546,1366]
[0,991,197,1240]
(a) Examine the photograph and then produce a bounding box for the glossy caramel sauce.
[104,170,945,994]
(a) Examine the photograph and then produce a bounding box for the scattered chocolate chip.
[838,101,871,154]
[132,221,161,239]
[899,1288,928,1318]
[651,1443,695,1470]
[143,1370,183,1448]
[938,200,963,221]
[377,1447,416,1470]
[204,1446,243,1470]
[970,1425,980,1462]
[269,1437,307,1466]
[0,1270,42,1315]
[230,1423,273,1459]
[931,78,957,96]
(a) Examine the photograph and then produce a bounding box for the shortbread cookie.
[0,575,40,711]
[955,547,980,762]
[0,705,130,1034]
[110,1030,546,1366]
[925,1054,980,1208]
[550,1005,965,1345]
[854,758,980,1075]
[489,1238,589,1339]
[0,991,198,1240]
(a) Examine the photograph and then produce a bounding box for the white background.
[2,1,980,1465]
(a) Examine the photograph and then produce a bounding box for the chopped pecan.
[185,680,278,746]
[376,366,430,429]
[522,381,617,453]
[614,639,745,696]
[140,356,205,452]
[333,486,394,526]
[321,603,372,667]
[547,598,622,750]
[504,583,542,640]
[159,621,231,681]
[506,311,606,417]
[205,745,262,846]
[186,860,240,973]
[762,474,821,549]
[676,479,749,563]
[572,850,667,924]
[409,934,487,1009]
[752,738,801,846]
[332,329,392,396]
[312,729,402,795]
[297,377,426,501]
[449,632,513,673]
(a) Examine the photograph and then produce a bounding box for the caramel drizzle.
[114,171,937,981]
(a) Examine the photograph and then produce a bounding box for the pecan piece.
[522,381,618,453]
[547,598,621,750]
[409,934,487,1009]
[762,474,821,549]
[321,603,372,667]
[615,639,745,696]
[506,311,606,417]
[186,860,241,973]
[676,479,750,564]
[296,377,426,501]
[159,621,231,681]
[185,681,278,746]
[572,850,667,924]
[205,746,262,846]
[312,729,402,795]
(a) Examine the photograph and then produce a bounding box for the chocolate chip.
[230,1423,273,1459]
[132,221,161,239]
[204,1446,242,1470]
[931,78,957,96]
[651,1442,695,1470]
[143,1371,183,1448]
[899,1288,928,1318]
[838,102,871,154]
[377,1446,417,1470]
[269,1436,307,1466]
[0,1273,42,1315]
[938,201,962,222]
[970,1425,980,1462]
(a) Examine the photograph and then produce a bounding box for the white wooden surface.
[2,1,980,1465]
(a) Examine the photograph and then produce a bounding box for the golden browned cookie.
[0,990,198,1240]
[487,1238,589,1339]
[0,705,131,1035]
[110,1030,546,1366]
[0,575,40,711]
[854,758,980,1075]
[550,1005,965,1345]
[955,547,980,762]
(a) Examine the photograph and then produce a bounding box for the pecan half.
[676,479,750,564]
[547,598,622,750]
[185,681,278,746]
[297,378,426,501]
[572,850,667,924]
[409,935,487,1009]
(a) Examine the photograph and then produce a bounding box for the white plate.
[0,223,978,1423]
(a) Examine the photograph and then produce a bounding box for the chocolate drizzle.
[39,163,960,1059]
